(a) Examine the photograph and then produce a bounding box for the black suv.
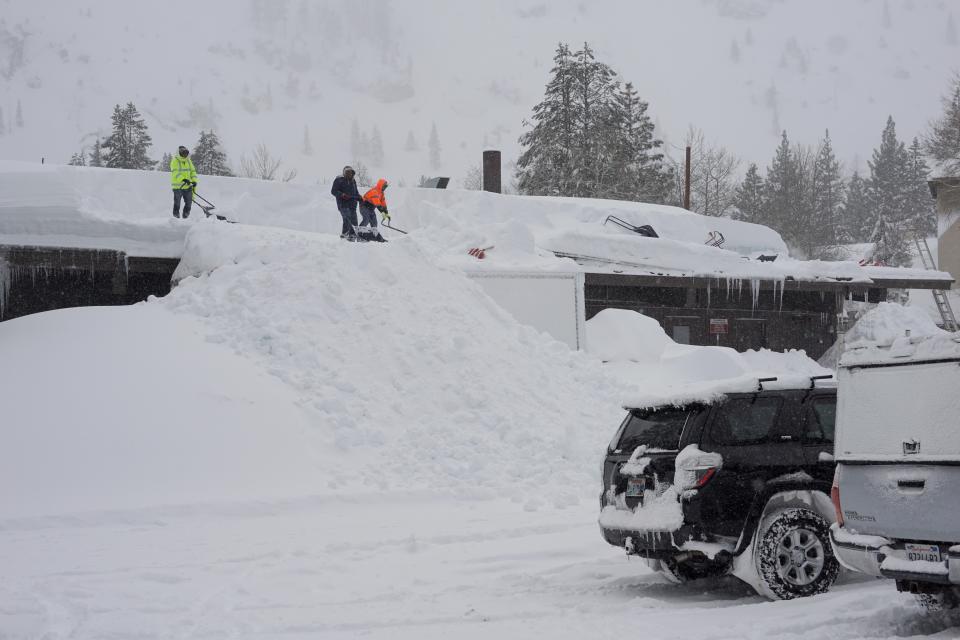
[599,379,839,600]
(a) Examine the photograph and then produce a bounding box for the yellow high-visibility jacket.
[170,155,198,190]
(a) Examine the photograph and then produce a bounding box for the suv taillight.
[831,466,844,527]
[680,466,719,491]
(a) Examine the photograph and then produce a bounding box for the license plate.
[625,477,646,497]
[905,543,942,563]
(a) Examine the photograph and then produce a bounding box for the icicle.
[0,258,9,320]
[778,278,785,312]
[750,278,760,312]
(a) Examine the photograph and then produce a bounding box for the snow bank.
[585,310,833,408]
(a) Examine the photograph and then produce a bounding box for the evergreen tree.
[607,82,670,202]
[762,131,801,244]
[841,171,872,243]
[809,130,845,253]
[191,130,233,176]
[88,137,104,167]
[730,40,741,63]
[370,126,384,165]
[404,130,419,152]
[906,137,935,236]
[516,43,576,196]
[569,43,617,197]
[157,152,173,171]
[15,100,23,128]
[865,116,911,265]
[733,163,765,224]
[924,77,960,175]
[101,102,154,170]
[428,121,441,170]
[68,150,86,166]
[302,125,313,156]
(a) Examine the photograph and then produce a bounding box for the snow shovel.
[192,190,236,223]
[380,212,408,234]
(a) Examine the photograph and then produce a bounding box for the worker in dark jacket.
[330,166,361,240]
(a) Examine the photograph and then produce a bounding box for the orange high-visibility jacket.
[362,179,388,211]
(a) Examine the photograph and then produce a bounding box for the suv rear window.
[616,407,702,452]
[709,397,781,445]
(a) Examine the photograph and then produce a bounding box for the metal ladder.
[913,235,959,332]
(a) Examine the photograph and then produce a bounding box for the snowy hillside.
[0,0,957,183]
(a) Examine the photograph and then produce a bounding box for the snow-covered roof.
[839,303,960,367]
[0,161,952,288]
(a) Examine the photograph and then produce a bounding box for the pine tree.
[370,126,384,165]
[302,125,313,156]
[841,172,872,243]
[88,137,104,167]
[157,152,173,171]
[517,43,576,196]
[924,77,960,175]
[569,43,617,197]
[809,130,845,254]
[865,116,911,265]
[730,40,741,63]
[404,130,419,152]
[428,121,441,170]
[906,137,935,236]
[607,82,670,202]
[762,131,801,244]
[191,130,233,176]
[15,100,23,128]
[68,150,87,166]
[733,163,765,224]
[101,102,154,170]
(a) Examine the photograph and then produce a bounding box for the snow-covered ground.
[3,166,960,637]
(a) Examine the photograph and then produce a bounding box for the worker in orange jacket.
[358,178,389,242]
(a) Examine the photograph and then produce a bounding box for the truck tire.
[754,508,839,600]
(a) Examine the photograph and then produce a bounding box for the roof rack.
[809,374,834,389]
[757,377,778,391]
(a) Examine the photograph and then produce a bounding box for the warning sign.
[709,318,729,335]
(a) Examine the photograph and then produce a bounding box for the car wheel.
[754,508,839,600]
[915,587,960,611]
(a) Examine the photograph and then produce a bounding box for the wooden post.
[683,145,691,210]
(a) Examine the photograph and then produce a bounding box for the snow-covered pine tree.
[192,130,233,176]
[302,125,313,156]
[516,42,576,196]
[88,137,104,167]
[404,130,419,152]
[865,116,912,265]
[762,131,801,243]
[428,122,441,170]
[733,163,765,224]
[102,103,154,170]
[15,100,23,128]
[840,171,872,243]
[924,76,960,175]
[157,152,173,171]
[569,43,617,198]
[608,82,670,203]
[68,150,86,166]
[809,130,845,254]
[370,126,384,165]
[906,137,935,236]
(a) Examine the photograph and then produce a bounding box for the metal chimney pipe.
[482,150,502,194]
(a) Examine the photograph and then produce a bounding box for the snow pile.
[839,302,960,366]
[585,309,833,408]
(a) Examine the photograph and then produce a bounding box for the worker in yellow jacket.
[170,145,198,218]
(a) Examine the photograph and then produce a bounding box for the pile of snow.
[585,309,833,408]
[840,302,960,367]
[0,220,632,519]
